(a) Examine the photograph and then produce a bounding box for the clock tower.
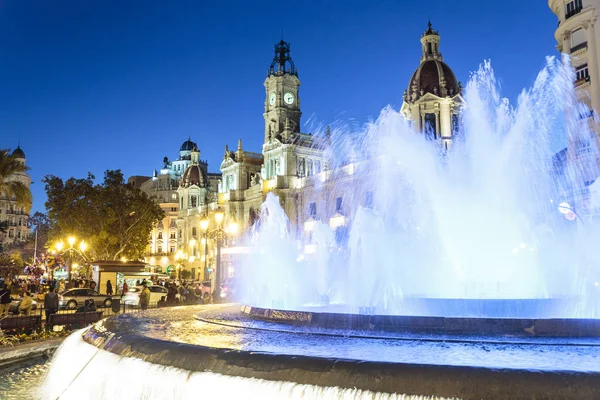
[263,40,301,144]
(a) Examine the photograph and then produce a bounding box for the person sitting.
[157,296,167,308]
[19,291,34,316]
[202,292,212,305]
[76,298,97,313]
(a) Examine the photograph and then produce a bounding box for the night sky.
[1,0,559,212]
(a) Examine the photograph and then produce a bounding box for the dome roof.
[180,139,197,152]
[11,146,25,159]
[181,164,208,188]
[408,59,460,100]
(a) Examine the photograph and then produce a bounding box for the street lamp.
[200,209,239,302]
[200,216,209,280]
[53,236,89,280]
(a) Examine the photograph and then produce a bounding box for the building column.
[562,31,571,55]
[440,101,451,139]
[585,19,600,116]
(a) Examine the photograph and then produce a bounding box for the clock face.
[269,93,276,106]
[284,92,295,105]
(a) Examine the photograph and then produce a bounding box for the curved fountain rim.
[240,305,600,337]
[76,308,600,400]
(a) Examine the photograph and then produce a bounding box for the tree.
[0,149,32,210]
[43,170,164,261]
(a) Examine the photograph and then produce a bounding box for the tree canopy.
[43,170,164,261]
[0,149,32,210]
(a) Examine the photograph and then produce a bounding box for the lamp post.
[200,209,238,302]
[54,236,88,280]
[199,217,209,281]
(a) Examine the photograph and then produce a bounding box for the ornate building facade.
[132,139,220,279]
[0,147,31,245]
[549,0,600,213]
[401,22,464,150]
[136,23,462,283]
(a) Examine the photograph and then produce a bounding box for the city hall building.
[134,23,464,282]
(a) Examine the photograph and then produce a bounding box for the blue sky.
[0,0,559,212]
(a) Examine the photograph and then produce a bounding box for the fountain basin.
[242,302,600,336]
[42,304,600,400]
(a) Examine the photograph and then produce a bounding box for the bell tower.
[263,40,301,143]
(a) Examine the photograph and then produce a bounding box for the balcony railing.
[566,5,583,20]
[570,42,587,53]
[575,75,590,87]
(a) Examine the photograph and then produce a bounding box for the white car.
[123,285,168,306]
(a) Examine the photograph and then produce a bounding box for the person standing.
[0,284,12,316]
[19,292,34,316]
[139,283,151,311]
[106,280,113,296]
[122,281,129,296]
[44,288,59,323]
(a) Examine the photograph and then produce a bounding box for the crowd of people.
[0,275,219,318]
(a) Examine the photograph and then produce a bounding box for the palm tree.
[0,149,32,210]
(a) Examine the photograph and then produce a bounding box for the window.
[170,246,175,253]
[171,207,177,212]
[297,158,306,177]
[192,227,197,237]
[575,64,589,83]
[180,197,183,209]
[336,197,343,213]
[566,0,583,19]
[571,28,586,51]
[451,114,460,138]
[424,113,437,140]
[309,202,317,217]
[190,195,197,208]
[307,159,313,176]
[315,160,321,173]
[170,232,176,239]
[158,232,163,239]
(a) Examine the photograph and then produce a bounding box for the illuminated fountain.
[40,58,600,400]
[241,57,600,319]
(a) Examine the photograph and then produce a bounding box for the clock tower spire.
[263,39,301,144]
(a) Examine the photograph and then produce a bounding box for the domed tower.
[401,22,464,150]
[2,146,31,244]
[179,137,197,160]
[178,145,210,211]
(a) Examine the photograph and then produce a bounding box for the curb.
[0,338,64,368]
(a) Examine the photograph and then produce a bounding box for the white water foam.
[40,330,460,400]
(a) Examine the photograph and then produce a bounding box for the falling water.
[39,331,460,400]
[241,57,600,318]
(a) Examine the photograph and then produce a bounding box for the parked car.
[199,281,212,295]
[9,296,39,315]
[58,288,113,310]
[220,279,237,300]
[122,285,168,306]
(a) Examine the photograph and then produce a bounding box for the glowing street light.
[201,209,238,301]
[55,241,65,252]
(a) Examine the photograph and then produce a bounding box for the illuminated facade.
[400,22,464,150]
[139,24,464,281]
[549,0,600,213]
[134,139,220,279]
[0,147,31,246]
